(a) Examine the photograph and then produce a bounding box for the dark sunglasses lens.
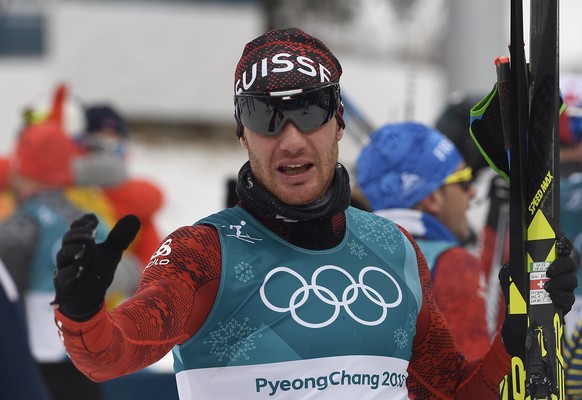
[235,96,283,134]
[283,90,336,132]
[460,180,472,191]
[235,85,338,135]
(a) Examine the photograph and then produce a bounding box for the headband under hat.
[234,27,344,137]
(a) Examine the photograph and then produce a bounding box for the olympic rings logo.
[259,265,402,328]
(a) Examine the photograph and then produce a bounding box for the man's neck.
[240,203,346,250]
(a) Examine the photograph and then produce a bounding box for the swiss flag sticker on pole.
[529,263,551,305]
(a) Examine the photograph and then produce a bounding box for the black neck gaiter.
[235,161,351,222]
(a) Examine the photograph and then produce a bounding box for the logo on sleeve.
[146,239,172,269]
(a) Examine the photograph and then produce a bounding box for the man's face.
[240,118,343,206]
[437,164,476,241]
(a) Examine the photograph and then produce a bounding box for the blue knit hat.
[356,122,462,211]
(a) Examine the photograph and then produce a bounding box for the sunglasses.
[234,82,341,135]
[443,166,473,191]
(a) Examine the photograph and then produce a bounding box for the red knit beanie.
[12,84,78,187]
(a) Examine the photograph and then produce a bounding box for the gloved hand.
[500,234,578,355]
[545,233,578,315]
[53,213,141,321]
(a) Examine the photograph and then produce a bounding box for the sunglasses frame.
[234,82,341,135]
[443,166,473,191]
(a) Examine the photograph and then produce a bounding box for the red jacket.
[432,246,490,360]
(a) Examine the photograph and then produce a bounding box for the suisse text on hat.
[235,53,333,94]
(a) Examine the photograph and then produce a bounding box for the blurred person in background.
[22,85,153,310]
[0,84,108,400]
[25,83,144,310]
[434,92,492,250]
[0,256,51,400]
[51,28,577,399]
[356,121,489,359]
[64,102,163,309]
[75,103,164,268]
[23,83,163,269]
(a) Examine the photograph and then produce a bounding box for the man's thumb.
[100,215,141,257]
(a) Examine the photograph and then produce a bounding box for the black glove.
[53,213,141,321]
[500,234,579,355]
[544,233,578,315]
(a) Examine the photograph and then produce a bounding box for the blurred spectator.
[16,84,143,310]
[0,257,51,400]
[0,84,108,400]
[356,121,490,359]
[73,104,129,187]
[74,104,164,268]
[435,92,492,249]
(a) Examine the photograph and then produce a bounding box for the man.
[356,122,489,359]
[53,28,576,399]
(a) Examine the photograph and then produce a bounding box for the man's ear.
[239,134,248,150]
[417,190,444,215]
[337,122,344,141]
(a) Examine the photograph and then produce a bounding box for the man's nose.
[278,121,307,153]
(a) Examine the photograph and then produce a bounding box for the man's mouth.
[278,163,313,175]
